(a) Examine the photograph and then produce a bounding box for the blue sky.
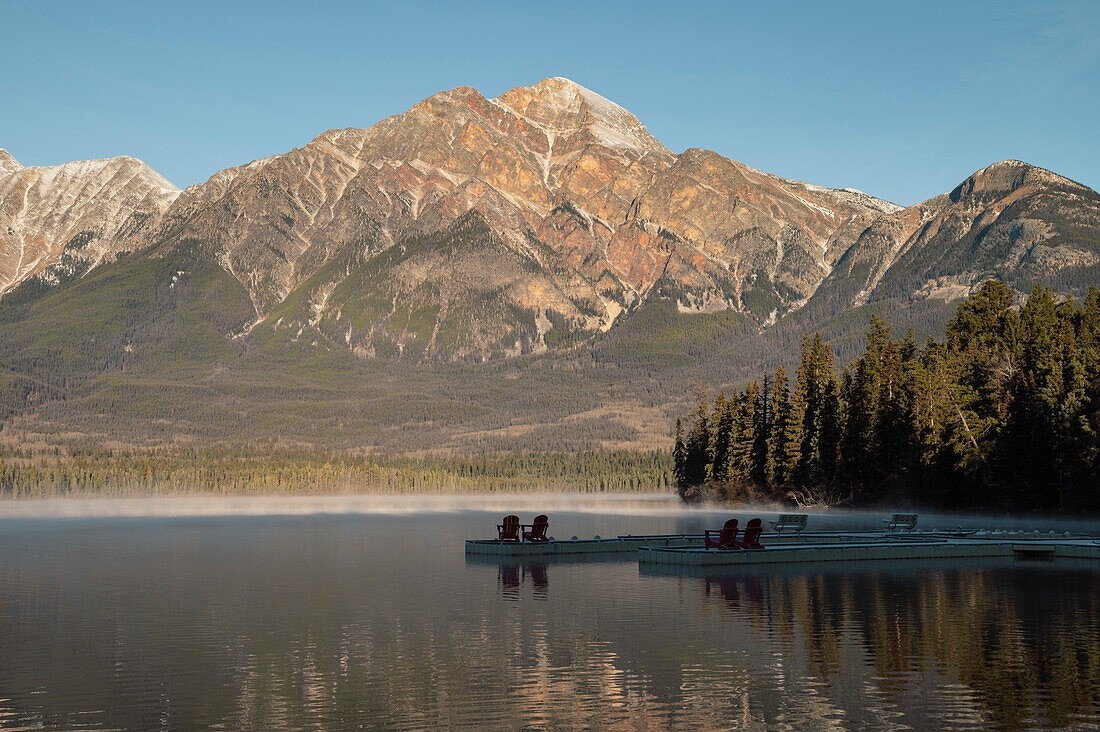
[2,0,1097,205]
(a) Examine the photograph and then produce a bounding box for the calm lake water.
[1,495,1099,730]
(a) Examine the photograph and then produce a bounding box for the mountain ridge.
[63,77,901,364]
[3,81,1094,349]
[804,158,1100,317]
[0,149,21,176]
[0,78,1097,451]
[0,155,179,295]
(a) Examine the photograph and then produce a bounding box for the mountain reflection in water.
[0,505,1097,730]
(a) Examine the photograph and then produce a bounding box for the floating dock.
[638,553,1097,579]
[465,527,1100,564]
[464,533,703,557]
[464,530,907,557]
[638,535,1100,567]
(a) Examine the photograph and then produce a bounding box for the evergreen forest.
[673,281,1100,512]
[0,447,671,498]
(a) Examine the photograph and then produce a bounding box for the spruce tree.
[796,334,837,487]
[944,280,1018,489]
[729,383,758,484]
[673,418,687,491]
[819,366,842,486]
[840,317,889,488]
[751,373,771,485]
[683,393,711,487]
[709,391,734,483]
[789,335,815,488]
[875,339,909,483]
[767,366,791,485]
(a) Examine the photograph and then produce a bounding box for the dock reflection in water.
[496,562,549,599]
[0,508,1097,730]
[468,550,627,602]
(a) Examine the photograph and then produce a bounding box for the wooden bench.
[769,514,808,536]
[882,513,918,533]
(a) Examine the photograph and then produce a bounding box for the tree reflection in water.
[690,561,1100,730]
[0,515,1097,730]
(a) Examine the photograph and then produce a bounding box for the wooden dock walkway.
[464,533,703,557]
[638,536,1100,566]
[465,529,1100,565]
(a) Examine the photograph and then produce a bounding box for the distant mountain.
[807,160,1100,318]
[0,153,179,295]
[0,79,1097,450]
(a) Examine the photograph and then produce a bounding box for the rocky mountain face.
[2,80,1097,368]
[807,160,1100,317]
[132,78,898,360]
[2,80,1098,451]
[0,152,179,295]
[0,150,21,177]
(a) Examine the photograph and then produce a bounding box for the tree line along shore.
[0,448,673,497]
[3,280,1097,510]
[674,281,1100,513]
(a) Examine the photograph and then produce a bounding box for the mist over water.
[2,493,1099,535]
[1,497,1098,729]
[0,493,688,521]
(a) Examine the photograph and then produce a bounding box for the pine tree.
[709,391,734,483]
[789,335,815,488]
[819,371,841,485]
[840,317,890,488]
[751,373,771,485]
[998,285,1092,509]
[767,366,791,485]
[900,328,919,362]
[1052,347,1098,507]
[944,280,1019,489]
[914,339,960,506]
[863,336,918,495]
[726,383,756,484]
[673,418,687,491]
[793,334,838,488]
[683,393,711,487]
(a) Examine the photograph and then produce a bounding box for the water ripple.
[0,511,1098,729]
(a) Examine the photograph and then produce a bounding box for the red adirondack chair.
[523,514,549,542]
[704,519,740,550]
[497,514,521,542]
[737,518,764,549]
